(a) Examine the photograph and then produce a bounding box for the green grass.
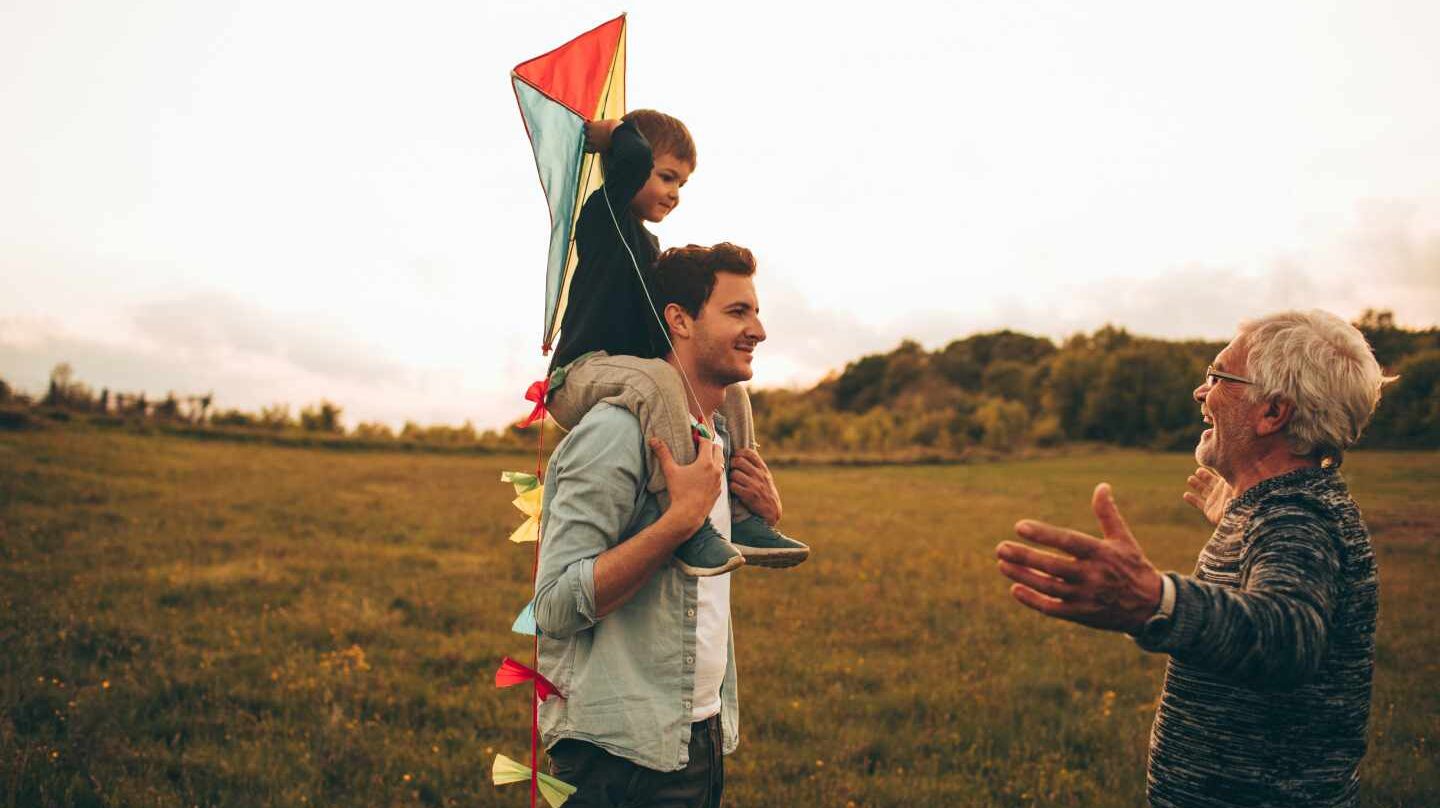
[1,426,1436,806]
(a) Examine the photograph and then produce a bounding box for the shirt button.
[683,700,691,708]
[685,655,695,665]
[686,608,696,618]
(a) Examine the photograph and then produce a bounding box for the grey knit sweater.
[1138,466,1378,807]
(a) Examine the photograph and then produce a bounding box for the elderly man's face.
[1192,339,1264,479]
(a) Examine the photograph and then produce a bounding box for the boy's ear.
[663,303,691,340]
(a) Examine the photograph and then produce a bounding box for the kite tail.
[531,419,545,808]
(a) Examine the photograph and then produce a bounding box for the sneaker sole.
[731,545,810,569]
[674,554,747,577]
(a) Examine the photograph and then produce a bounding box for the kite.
[510,13,627,354]
[492,754,578,808]
[499,17,629,805]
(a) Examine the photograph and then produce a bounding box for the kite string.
[599,168,713,436]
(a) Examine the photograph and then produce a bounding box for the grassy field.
[1,426,1436,807]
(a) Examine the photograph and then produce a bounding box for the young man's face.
[689,272,765,388]
[629,153,692,223]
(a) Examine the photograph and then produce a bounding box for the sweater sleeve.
[1138,495,1343,688]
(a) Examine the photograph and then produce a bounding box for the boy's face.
[629,153,692,223]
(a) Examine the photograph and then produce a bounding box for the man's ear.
[1256,396,1295,437]
[664,303,691,340]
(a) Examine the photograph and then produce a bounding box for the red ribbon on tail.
[495,656,564,703]
[518,379,550,428]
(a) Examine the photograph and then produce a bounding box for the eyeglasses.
[1205,365,1254,387]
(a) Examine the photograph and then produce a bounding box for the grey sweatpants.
[548,353,755,514]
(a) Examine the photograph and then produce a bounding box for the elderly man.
[996,310,1389,806]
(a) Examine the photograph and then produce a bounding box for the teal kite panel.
[513,77,585,344]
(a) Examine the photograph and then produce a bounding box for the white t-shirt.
[691,431,732,721]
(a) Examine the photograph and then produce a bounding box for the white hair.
[1237,309,1396,463]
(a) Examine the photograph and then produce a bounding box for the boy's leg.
[550,354,741,577]
[550,354,697,494]
[721,384,810,569]
[718,384,756,523]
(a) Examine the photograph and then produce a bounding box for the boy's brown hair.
[623,109,697,168]
[651,243,755,323]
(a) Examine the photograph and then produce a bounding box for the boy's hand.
[730,448,783,525]
[650,438,723,535]
[583,119,623,153]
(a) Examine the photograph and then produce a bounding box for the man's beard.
[695,339,750,390]
[1195,420,1244,479]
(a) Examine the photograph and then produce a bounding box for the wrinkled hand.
[583,119,622,153]
[650,438,723,533]
[729,448,782,525]
[996,483,1163,633]
[1183,467,1232,527]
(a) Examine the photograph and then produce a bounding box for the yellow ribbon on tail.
[492,753,577,808]
[508,485,543,544]
[502,471,544,544]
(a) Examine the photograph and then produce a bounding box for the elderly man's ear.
[1256,398,1296,437]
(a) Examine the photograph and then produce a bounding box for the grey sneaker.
[674,519,745,577]
[730,516,809,568]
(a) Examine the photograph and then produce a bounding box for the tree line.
[0,363,536,451]
[750,310,1440,457]
[2,310,1435,457]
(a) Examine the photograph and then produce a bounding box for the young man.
[535,243,785,807]
[995,310,1389,806]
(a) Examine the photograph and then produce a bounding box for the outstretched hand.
[1182,467,1232,527]
[996,483,1163,633]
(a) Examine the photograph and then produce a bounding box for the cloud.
[131,292,406,384]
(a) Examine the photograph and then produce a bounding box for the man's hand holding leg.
[592,438,724,618]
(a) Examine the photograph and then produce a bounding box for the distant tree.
[0,377,11,404]
[259,404,293,431]
[1366,349,1440,447]
[154,392,181,421]
[210,409,256,428]
[43,363,92,409]
[353,421,395,440]
[933,341,982,390]
[833,354,889,412]
[98,388,110,413]
[300,401,344,434]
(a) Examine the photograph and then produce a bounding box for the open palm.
[1183,467,1232,526]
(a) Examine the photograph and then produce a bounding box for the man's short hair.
[651,243,756,325]
[1238,310,1396,463]
[622,109,696,168]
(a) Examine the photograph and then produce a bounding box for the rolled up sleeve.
[533,406,646,639]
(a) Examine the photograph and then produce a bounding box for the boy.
[546,109,808,576]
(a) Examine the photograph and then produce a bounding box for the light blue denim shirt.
[534,404,740,772]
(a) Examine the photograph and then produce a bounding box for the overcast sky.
[3,1,1438,430]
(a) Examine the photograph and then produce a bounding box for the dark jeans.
[548,716,724,808]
